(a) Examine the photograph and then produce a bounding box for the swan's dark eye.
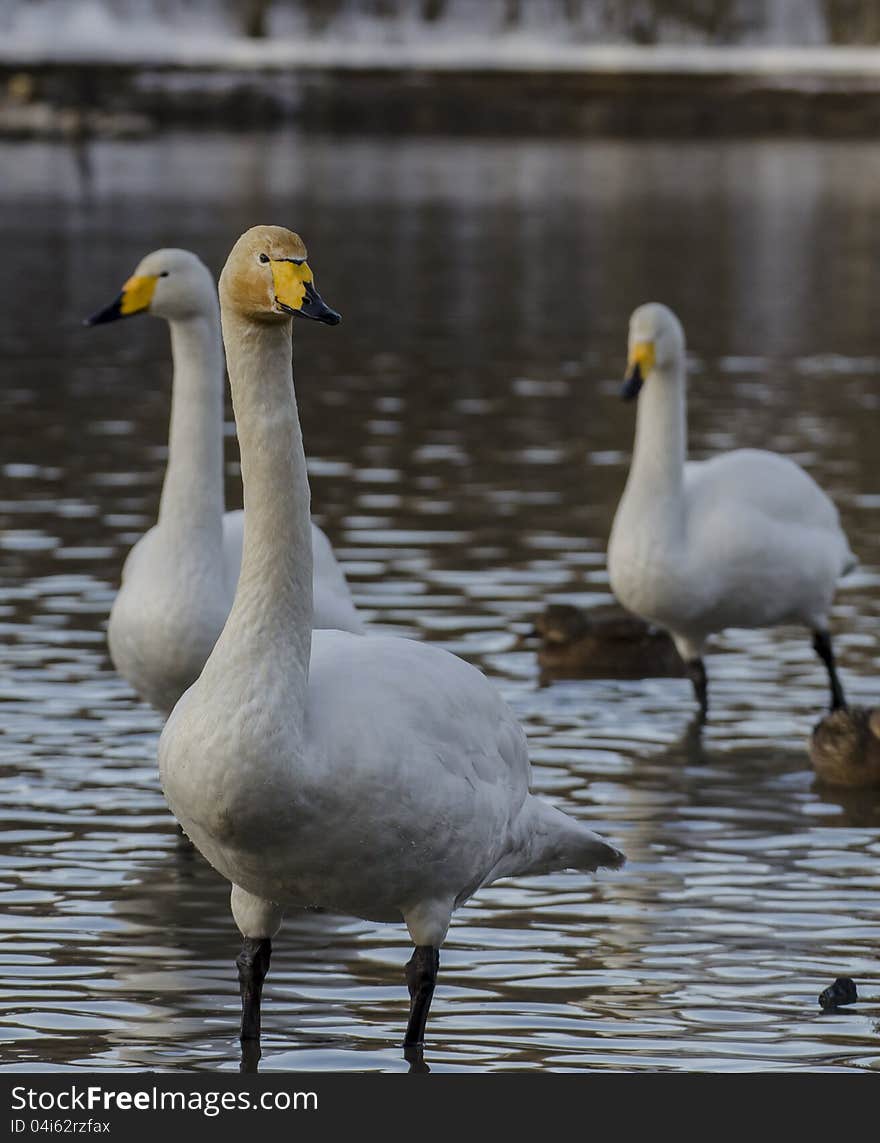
[259,253,269,264]
[159,271,169,277]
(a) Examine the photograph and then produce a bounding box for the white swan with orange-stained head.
[86,248,363,714]
[158,225,624,1052]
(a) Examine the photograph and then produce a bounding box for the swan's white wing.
[221,509,245,591]
[302,633,619,896]
[222,510,364,633]
[678,449,855,631]
[310,524,365,634]
[686,449,839,531]
[306,632,529,806]
[685,449,855,577]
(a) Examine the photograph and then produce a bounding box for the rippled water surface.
[1,133,879,1072]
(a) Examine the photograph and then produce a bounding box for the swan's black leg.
[685,658,708,723]
[239,1039,262,1074]
[403,945,439,1048]
[236,936,272,1041]
[812,630,847,712]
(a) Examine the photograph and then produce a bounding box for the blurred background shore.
[5,0,880,138]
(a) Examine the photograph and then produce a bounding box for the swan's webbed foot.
[685,657,708,723]
[236,936,272,1041]
[403,1043,431,1073]
[812,630,847,712]
[403,945,439,1049]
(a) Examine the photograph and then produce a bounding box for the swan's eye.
[259,253,270,264]
[158,271,169,278]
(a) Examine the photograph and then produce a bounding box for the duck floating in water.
[607,303,855,723]
[158,226,624,1056]
[526,603,684,683]
[86,248,363,714]
[809,706,880,789]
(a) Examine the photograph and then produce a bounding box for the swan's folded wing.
[310,524,364,633]
[685,450,843,533]
[304,632,531,864]
[221,510,245,589]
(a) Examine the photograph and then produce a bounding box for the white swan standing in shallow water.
[608,303,855,722]
[158,226,624,1052]
[86,248,363,714]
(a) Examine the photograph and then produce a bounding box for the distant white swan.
[86,248,363,714]
[159,226,624,1052]
[608,302,855,721]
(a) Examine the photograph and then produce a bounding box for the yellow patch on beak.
[270,260,314,313]
[628,340,656,374]
[120,274,158,316]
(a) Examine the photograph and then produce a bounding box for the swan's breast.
[112,520,235,688]
[607,515,687,626]
[109,568,230,712]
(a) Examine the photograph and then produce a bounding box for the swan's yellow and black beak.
[84,274,159,326]
[271,259,340,326]
[622,340,655,400]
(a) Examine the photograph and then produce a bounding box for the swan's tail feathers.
[841,549,858,578]
[507,799,625,879]
[567,828,626,874]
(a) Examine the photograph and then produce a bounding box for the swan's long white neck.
[158,313,226,552]
[621,362,688,534]
[215,308,313,712]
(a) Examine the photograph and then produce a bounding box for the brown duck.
[526,603,685,683]
[809,706,880,789]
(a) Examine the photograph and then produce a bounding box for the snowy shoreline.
[5,40,880,139]
[2,41,880,79]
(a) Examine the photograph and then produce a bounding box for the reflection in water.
[0,132,878,1072]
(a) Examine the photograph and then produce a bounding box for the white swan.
[608,302,855,722]
[158,226,624,1052]
[86,248,363,714]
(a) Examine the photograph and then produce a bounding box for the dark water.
[1,133,879,1072]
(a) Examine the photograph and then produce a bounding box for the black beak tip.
[621,363,644,401]
[322,310,342,327]
[83,295,125,327]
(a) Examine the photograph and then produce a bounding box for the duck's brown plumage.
[529,603,685,683]
[809,706,880,789]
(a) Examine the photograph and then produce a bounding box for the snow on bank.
[4,35,880,79]
[2,2,880,77]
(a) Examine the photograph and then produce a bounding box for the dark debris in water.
[818,977,858,1010]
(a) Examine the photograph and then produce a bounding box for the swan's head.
[622,302,685,400]
[84,248,217,326]
[218,225,341,326]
